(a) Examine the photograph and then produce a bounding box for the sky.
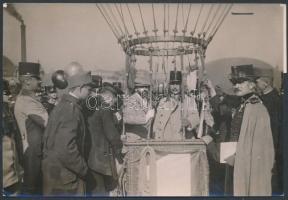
[3,3,285,75]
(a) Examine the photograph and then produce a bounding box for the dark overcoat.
[87,107,123,178]
[42,94,89,196]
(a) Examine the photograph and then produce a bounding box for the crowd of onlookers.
[2,61,283,196]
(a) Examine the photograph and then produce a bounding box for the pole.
[147,52,153,140]
[180,53,185,140]
[21,23,26,62]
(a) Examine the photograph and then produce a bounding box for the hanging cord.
[126,4,138,36]
[163,4,166,36]
[173,3,180,36]
[191,4,203,36]
[200,4,214,37]
[202,5,216,37]
[204,4,221,38]
[107,4,125,37]
[138,3,148,36]
[152,4,158,36]
[100,4,121,38]
[181,3,185,33]
[114,4,130,37]
[172,3,180,53]
[167,4,170,34]
[96,4,120,40]
[126,4,143,49]
[210,4,233,40]
[161,52,167,82]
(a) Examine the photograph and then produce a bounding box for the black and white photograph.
[2,2,286,197]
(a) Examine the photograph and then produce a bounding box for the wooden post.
[180,53,185,140]
[147,52,153,140]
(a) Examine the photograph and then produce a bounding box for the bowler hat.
[101,82,124,96]
[18,62,41,79]
[169,71,182,85]
[229,64,259,84]
[67,71,93,89]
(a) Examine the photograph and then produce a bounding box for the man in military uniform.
[153,71,193,140]
[42,69,94,196]
[206,65,274,196]
[14,62,49,195]
[123,78,155,140]
[86,82,124,196]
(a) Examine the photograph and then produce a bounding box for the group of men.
[2,61,282,196]
[3,62,124,196]
[205,65,282,196]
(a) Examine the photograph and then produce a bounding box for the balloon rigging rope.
[107,4,125,36]
[192,4,204,35]
[96,4,120,39]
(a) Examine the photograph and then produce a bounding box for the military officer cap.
[169,70,182,85]
[101,82,124,96]
[229,64,259,84]
[18,62,41,79]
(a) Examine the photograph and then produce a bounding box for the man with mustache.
[86,82,124,196]
[223,65,274,196]
[153,71,196,140]
[14,62,49,195]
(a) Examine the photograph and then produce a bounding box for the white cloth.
[186,71,197,91]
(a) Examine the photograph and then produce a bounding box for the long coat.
[123,92,151,139]
[14,89,48,194]
[42,94,88,196]
[233,95,274,196]
[87,107,123,178]
[153,95,200,140]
